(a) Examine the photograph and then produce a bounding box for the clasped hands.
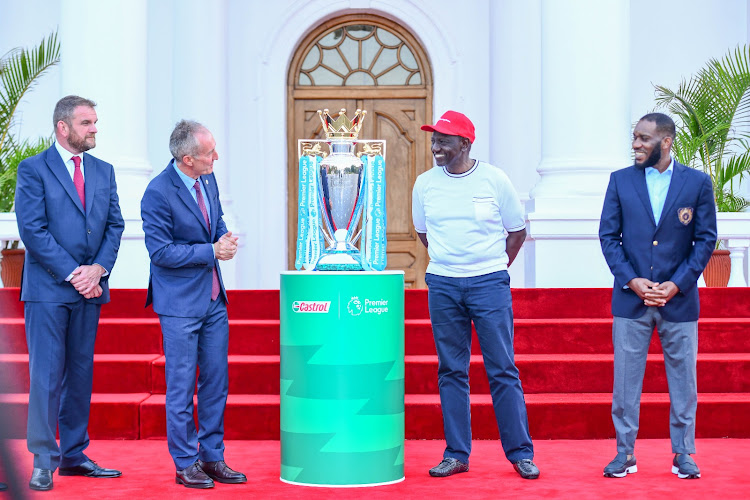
[70,264,106,299]
[627,277,679,307]
[214,231,239,261]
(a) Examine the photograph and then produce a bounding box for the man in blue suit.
[141,120,244,489]
[15,95,125,491]
[599,113,717,480]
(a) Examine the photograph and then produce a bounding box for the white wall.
[1,0,749,288]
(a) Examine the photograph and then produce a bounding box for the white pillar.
[59,0,153,288]
[490,0,542,288]
[525,0,631,287]
[170,0,240,289]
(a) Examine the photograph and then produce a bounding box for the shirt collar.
[54,141,82,165]
[172,159,202,191]
[646,156,674,176]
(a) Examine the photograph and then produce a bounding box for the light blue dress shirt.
[172,160,211,222]
[645,157,674,224]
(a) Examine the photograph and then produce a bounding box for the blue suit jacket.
[15,145,124,303]
[599,161,717,322]
[141,160,228,317]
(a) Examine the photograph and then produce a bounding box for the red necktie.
[71,156,85,210]
[194,180,221,301]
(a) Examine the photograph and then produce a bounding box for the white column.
[170,0,240,289]
[59,0,153,288]
[490,0,542,288]
[525,0,631,287]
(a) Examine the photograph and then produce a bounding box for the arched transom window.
[297,24,423,87]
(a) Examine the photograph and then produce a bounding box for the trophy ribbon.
[295,154,323,270]
[363,154,387,271]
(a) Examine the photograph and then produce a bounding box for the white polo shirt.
[412,161,526,277]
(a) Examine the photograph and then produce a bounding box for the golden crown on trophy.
[318,108,367,139]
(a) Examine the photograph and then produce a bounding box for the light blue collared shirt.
[645,157,674,224]
[172,160,211,222]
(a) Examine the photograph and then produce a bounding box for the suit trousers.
[425,271,534,464]
[25,299,101,470]
[612,307,698,454]
[159,297,229,470]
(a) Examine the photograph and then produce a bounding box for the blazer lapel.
[45,146,85,214]
[167,163,210,235]
[82,153,98,217]
[628,166,655,227]
[656,161,687,232]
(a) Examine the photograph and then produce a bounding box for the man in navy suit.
[15,95,125,491]
[599,113,717,480]
[141,120,244,489]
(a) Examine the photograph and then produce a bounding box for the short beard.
[635,145,661,169]
[68,132,95,152]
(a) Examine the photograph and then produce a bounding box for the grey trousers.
[612,307,698,454]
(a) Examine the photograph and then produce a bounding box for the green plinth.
[279,271,405,487]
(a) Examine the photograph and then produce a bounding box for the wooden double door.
[287,98,431,288]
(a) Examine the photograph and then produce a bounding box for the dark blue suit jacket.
[15,145,124,303]
[141,160,228,317]
[599,161,717,322]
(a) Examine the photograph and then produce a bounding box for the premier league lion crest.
[678,207,694,225]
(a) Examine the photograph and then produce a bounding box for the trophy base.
[314,251,364,271]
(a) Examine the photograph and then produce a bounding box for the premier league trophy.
[295,108,387,271]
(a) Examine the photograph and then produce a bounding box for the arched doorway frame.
[245,2,457,287]
[285,13,436,285]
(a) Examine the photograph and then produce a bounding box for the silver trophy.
[295,108,387,271]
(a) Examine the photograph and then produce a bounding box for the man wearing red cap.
[412,111,538,480]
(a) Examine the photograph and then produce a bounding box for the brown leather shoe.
[175,462,214,489]
[197,460,247,484]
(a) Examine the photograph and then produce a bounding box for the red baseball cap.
[421,110,475,143]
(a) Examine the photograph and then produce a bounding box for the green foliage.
[654,45,750,212]
[0,31,61,212]
[0,136,51,212]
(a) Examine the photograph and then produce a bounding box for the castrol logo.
[292,301,331,313]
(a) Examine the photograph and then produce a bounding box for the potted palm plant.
[0,32,60,286]
[654,45,750,286]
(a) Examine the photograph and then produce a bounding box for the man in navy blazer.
[599,113,717,480]
[141,120,244,489]
[15,95,124,491]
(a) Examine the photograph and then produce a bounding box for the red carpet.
[1,439,748,498]
[1,287,749,440]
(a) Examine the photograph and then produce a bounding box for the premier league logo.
[347,296,363,316]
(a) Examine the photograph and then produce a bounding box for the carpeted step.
[405,318,750,355]
[0,393,149,439]
[405,353,750,394]
[132,392,750,441]
[100,289,281,319]
[5,317,749,355]
[144,353,750,395]
[149,355,280,394]
[0,354,161,393]
[406,392,750,440]
[139,394,279,440]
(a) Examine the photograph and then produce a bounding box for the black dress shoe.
[29,468,53,491]
[197,460,247,484]
[429,457,469,477]
[58,459,121,478]
[176,462,214,489]
[513,459,540,479]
